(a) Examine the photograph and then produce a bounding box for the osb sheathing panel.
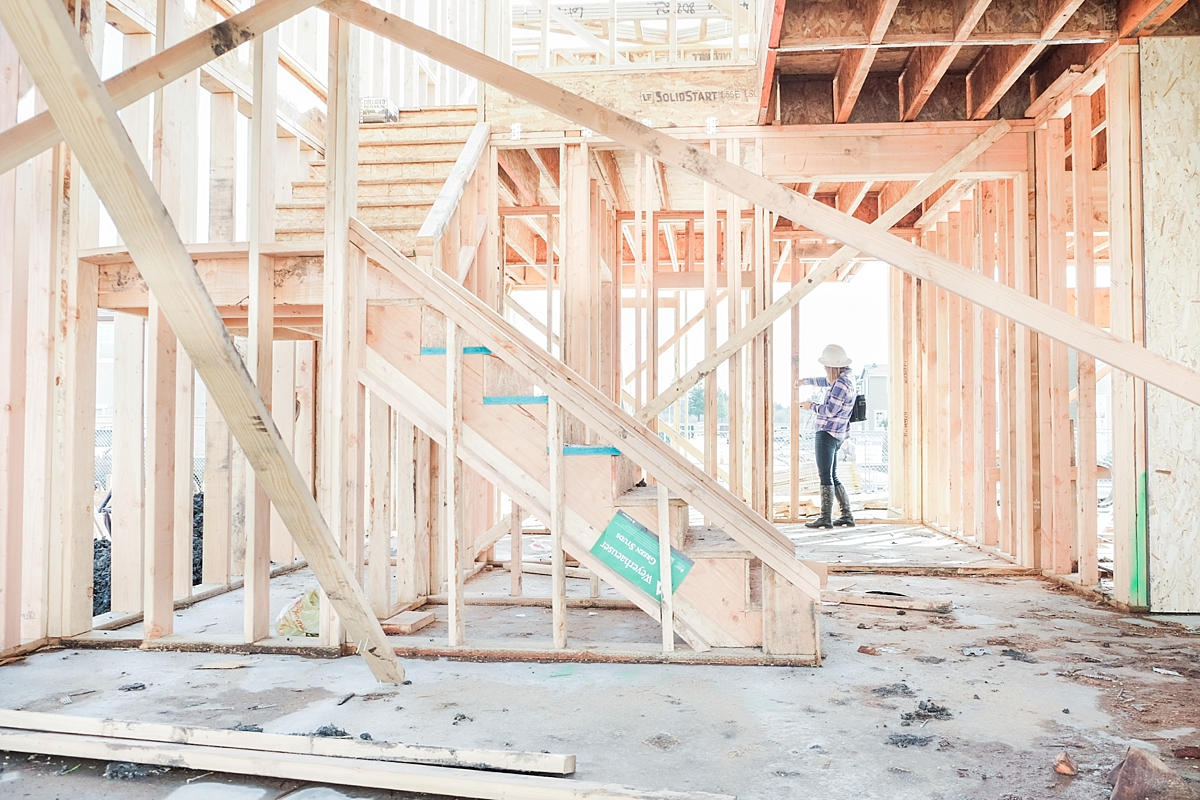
[484,66,761,130]
[1139,37,1200,613]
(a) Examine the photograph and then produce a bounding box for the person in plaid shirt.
[796,344,857,529]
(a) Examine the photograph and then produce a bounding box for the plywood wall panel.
[1138,37,1200,613]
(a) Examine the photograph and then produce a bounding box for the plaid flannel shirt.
[806,370,857,440]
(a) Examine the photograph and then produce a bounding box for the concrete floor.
[2,570,1199,799]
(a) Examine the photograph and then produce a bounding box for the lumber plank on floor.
[0,710,573,776]
[0,727,733,799]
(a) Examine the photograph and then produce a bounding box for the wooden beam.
[0,0,323,176]
[900,0,993,121]
[497,148,541,206]
[832,0,901,123]
[636,122,1012,425]
[0,0,402,682]
[1117,0,1189,37]
[965,0,1086,119]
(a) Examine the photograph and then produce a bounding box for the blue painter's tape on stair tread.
[483,395,549,405]
[419,345,492,355]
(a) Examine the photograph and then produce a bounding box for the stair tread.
[277,197,439,209]
[309,156,462,167]
[683,525,754,558]
[291,178,448,187]
[613,485,687,508]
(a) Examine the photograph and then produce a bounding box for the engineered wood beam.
[0,0,402,682]
[1117,0,1190,36]
[965,0,1086,119]
[832,0,901,123]
[0,0,323,176]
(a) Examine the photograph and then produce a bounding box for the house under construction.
[0,0,1198,797]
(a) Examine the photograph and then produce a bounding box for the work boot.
[805,486,834,529]
[832,483,855,527]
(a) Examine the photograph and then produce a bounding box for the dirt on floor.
[1,573,1198,800]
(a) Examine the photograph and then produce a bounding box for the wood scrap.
[382,610,436,635]
[0,725,733,800]
[821,589,954,613]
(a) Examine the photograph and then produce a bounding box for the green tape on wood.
[590,511,692,601]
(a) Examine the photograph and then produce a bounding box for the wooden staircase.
[354,222,824,662]
[276,106,478,257]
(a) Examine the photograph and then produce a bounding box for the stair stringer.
[360,347,738,651]
[351,220,822,599]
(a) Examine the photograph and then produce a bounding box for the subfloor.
[3,569,1199,799]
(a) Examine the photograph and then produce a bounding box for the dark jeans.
[815,430,843,488]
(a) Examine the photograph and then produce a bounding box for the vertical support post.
[143,304,176,638]
[111,313,145,612]
[245,0,279,642]
[269,341,296,564]
[1106,50,1148,607]
[996,179,1015,554]
[394,414,419,605]
[562,142,590,377]
[726,139,743,498]
[789,251,800,519]
[1071,93,1098,587]
[0,24,25,650]
[203,90,237,587]
[319,13,361,645]
[703,142,718,484]
[657,480,673,652]
[1012,170,1037,566]
[509,502,522,596]
[1043,118,1073,574]
[548,397,566,649]
[173,354,195,598]
[945,214,962,532]
[367,390,392,618]
[958,199,977,540]
[444,319,465,646]
[978,183,999,546]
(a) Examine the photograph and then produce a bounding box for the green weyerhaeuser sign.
[590,511,692,601]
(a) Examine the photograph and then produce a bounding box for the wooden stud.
[0,25,24,650]
[946,212,963,533]
[444,319,465,646]
[244,0,279,642]
[367,390,392,618]
[394,415,419,605]
[509,503,522,597]
[1071,93,1099,587]
[110,314,145,612]
[703,143,718,483]
[1106,49,1147,607]
[270,341,297,565]
[657,480,673,652]
[547,398,567,649]
[143,303,177,638]
[978,182,999,547]
[958,198,977,542]
[1012,171,1037,567]
[173,352,196,599]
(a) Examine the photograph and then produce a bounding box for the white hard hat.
[818,343,852,367]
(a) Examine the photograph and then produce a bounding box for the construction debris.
[886,734,933,748]
[1054,751,1078,775]
[900,700,952,725]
